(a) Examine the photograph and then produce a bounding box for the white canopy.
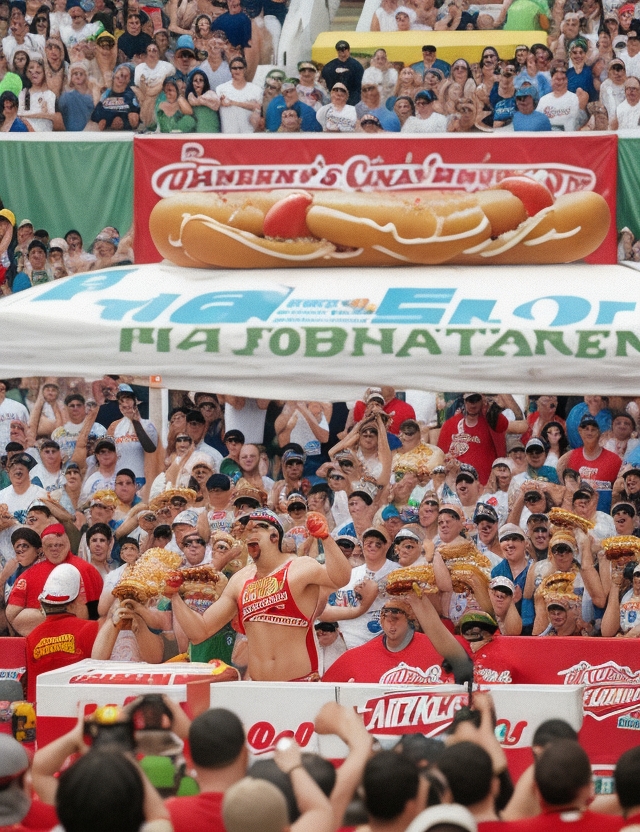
[1,262,639,398]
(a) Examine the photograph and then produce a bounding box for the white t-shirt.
[329,559,399,649]
[216,80,262,133]
[58,21,101,46]
[18,87,56,132]
[79,470,116,505]
[224,399,267,444]
[401,112,447,133]
[112,417,159,481]
[536,90,580,131]
[51,420,107,463]
[0,483,46,524]
[0,398,29,454]
[316,103,357,132]
[600,79,626,120]
[616,99,640,129]
[134,60,175,87]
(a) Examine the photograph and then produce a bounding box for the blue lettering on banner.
[31,269,134,301]
[513,296,592,327]
[28,274,638,329]
[373,288,456,323]
[170,289,292,324]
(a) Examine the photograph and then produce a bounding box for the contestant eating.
[161,508,351,681]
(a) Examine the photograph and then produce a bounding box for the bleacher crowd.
[1,0,640,134]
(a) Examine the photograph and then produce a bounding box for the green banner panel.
[617,136,640,240]
[0,137,133,246]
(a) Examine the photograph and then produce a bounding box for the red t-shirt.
[353,398,416,434]
[322,632,456,684]
[26,613,99,701]
[506,809,624,831]
[8,554,103,610]
[567,447,622,513]
[166,791,225,832]
[437,413,509,485]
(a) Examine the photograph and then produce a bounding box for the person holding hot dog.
[162,508,351,681]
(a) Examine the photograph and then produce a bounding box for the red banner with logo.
[133,133,617,267]
[473,635,640,776]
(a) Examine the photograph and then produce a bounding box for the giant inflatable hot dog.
[149,179,610,269]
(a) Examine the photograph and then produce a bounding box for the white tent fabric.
[1,262,639,399]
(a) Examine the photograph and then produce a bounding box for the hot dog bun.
[386,564,437,595]
[148,187,610,270]
[455,191,610,265]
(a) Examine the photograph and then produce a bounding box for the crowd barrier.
[32,635,640,783]
[34,658,583,779]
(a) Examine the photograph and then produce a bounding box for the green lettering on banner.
[396,330,441,357]
[176,329,220,352]
[120,328,172,352]
[352,328,395,356]
[270,328,301,356]
[484,330,532,357]
[616,331,640,356]
[445,329,484,356]
[304,328,348,357]
[233,328,271,356]
[534,331,572,356]
[575,330,609,358]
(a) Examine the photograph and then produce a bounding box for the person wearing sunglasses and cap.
[320,40,364,106]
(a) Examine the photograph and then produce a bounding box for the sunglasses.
[552,545,573,555]
[329,474,345,481]
[170,497,187,507]
[532,526,549,533]
[338,541,355,550]
[524,494,544,503]
[265,82,279,90]
[501,534,523,542]
[176,436,192,442]
[465,395,482,403]
[380,607,407,618]
[184,537,206,546]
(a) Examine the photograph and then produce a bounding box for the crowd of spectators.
[3,380,640,698]
[0,213,133,293]
[3,0,640,133]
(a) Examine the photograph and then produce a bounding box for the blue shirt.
[513,110,552,131]
[265,95,322,132]
[355,104,400,131]
[410,57,451,79]
[491,558,534,627]
[566,402,612,448]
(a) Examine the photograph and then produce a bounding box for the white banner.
[2,262,640,398]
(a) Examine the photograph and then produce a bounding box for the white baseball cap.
[38,564,81,604]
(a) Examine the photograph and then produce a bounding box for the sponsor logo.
[356,691,467,736]
[151,145,596,199]
[0,668,25,680]
[379,663,444,685]
[246,721,315,755]
[476,667,513,684]
[559,661,640,721]
[617,712,640,731]
[33,634,76,660]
